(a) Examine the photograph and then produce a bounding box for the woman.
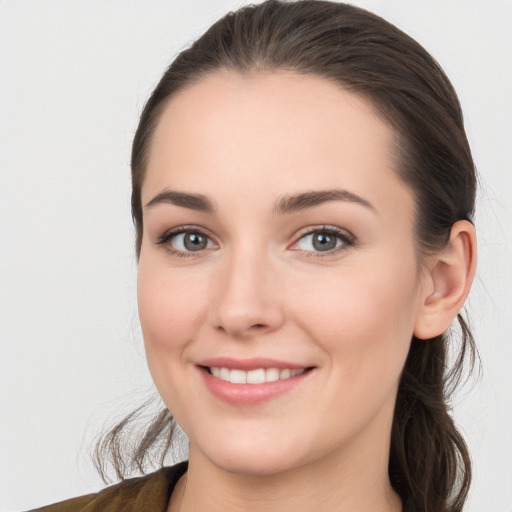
[28,1,478,511]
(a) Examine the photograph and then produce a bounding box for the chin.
[192,432,311,477]
[212,451,303,477]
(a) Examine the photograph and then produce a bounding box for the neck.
[168,432,402,512]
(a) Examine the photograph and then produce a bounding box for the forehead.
[143,70,413,223]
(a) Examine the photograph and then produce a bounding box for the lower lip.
[199,367,313,405]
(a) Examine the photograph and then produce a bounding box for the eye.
[156,226,217,257]
[291,226,355,256]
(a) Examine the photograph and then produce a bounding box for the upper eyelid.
[295,225,351,235]
[158,225,216,241]
[158,224,352,239]
[291,225,354,242]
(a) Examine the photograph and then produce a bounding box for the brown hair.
[94,2,478,510]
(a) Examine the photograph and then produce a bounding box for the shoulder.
[25,461,188,512]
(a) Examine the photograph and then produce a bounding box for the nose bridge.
[212,237,283,337]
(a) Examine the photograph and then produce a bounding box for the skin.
[137,70,476,512]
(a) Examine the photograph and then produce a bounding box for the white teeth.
[209,366,306,384]
[280,368,291,379]
[266,368,280,382]
[229,369,246,384]
[247,368,266,384]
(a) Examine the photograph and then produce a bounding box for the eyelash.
[156,225,217,259]
[292,226,355,258]
[155,225,356,259]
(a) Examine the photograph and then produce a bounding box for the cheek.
[137,261,208,357]
[289,256,420,379]
[137,259,213,417]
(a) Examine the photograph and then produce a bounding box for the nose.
[211,246,285,339]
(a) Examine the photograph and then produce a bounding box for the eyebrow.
[145,190,215,212]
[273,189,376,215]
[145,188,376,215]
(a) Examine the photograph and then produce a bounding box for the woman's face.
[138,70,429,475]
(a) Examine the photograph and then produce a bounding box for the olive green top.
[27,461,188,512]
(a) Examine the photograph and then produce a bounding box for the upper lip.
[197,357,313,371]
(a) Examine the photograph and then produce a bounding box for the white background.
[1,1,511,510]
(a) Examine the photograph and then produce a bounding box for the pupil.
[313,233,336,251]
[184,233,207,251]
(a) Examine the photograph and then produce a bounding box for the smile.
[208,367,306,384]
[197,359,315,405]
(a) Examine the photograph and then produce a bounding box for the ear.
[414,220,477,340]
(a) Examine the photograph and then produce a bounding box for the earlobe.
[414,220,477,340]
